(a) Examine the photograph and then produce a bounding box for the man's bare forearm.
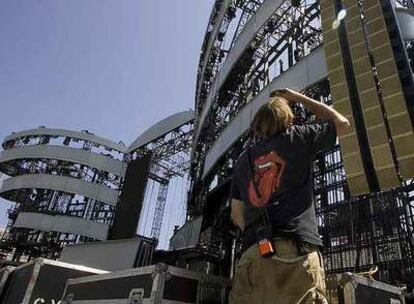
[232,212,245,231]
[296,94,348,123]
[231,199,245,231]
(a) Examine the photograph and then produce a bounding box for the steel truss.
[190,0,414,284]
[0,131,125,262]
[130,121,193,240]
[191,0,323,215]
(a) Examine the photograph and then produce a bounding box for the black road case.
[62,263,231,304]
[327,273,406,304]
[0,266,14,301]
[2,258,107,304]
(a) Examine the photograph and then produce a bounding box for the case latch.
[128,288,144,304]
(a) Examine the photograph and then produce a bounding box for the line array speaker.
[320,0,414,195]
[321,0,370,195]
[343,0,400,190]
[367,0,414,180]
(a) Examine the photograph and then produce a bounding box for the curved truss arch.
[0,145,127,178]
[14,212,109,241]
[0,174,119,206]
[3,128,127,153]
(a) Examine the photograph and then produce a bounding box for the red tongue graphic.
[248,150,286,207]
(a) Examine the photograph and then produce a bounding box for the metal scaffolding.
[129,113,194,243]
[150,181,169,239]
[188,0,414,283]
[191,0,323,215]
[0,128,127,262]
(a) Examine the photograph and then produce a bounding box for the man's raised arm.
[274,88,351,136]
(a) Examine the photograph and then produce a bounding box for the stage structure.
[0,111,194,261]
[188,0,414,283]
[128,111,194,242]
[0,128,128,261]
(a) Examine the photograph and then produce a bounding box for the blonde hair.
[251,96,294,139]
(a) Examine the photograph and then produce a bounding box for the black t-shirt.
[231,122,337,248]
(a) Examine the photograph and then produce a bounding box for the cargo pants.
[229,239,328,304]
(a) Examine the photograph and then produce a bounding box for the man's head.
[251,96,293,139]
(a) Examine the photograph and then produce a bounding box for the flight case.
[62,263,231,304]
[2,258,107,304]
[0,266,14,301]
[327,272,406,304]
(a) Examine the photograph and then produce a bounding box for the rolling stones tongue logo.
[248,151,286,207]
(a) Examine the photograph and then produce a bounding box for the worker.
[229,88,350,304]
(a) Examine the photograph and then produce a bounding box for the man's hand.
[272,88,351,136]
[231,199,245,231]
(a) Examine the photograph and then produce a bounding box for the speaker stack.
[320,0,414,196]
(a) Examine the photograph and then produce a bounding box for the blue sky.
[0,0,214,233]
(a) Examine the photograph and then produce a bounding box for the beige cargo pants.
[229,239,328,304]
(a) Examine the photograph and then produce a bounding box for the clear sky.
[0,0,214,239]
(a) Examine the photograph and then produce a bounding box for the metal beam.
[193,0,285,148]
[196,0,232,106]
[14,212,109,240]
[128,110,194,153]
[0,174,119,206]
[3,128,127,153]
[0,145,127,177]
